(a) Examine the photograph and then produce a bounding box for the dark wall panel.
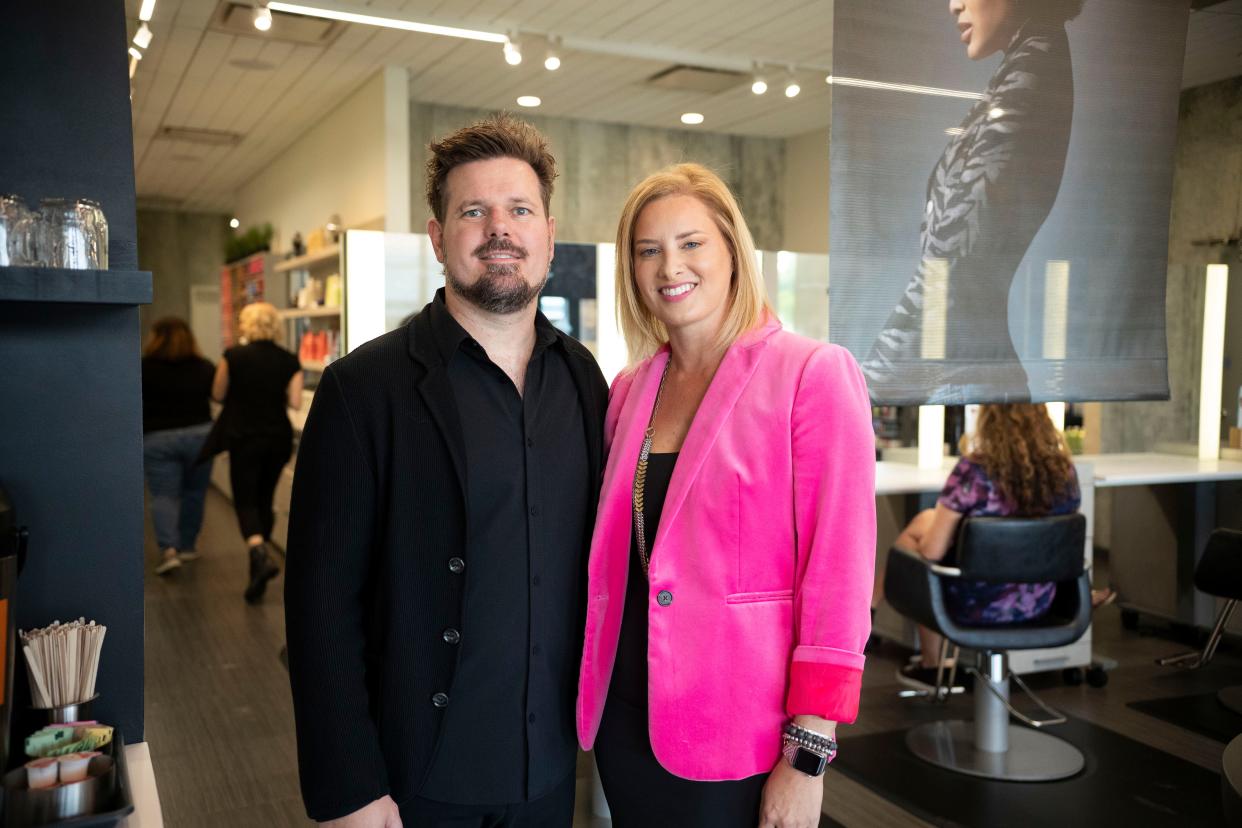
[0,0,145,741]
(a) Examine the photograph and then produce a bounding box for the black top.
[284,290,608,822]
[140,355,215,433]
[222,340,301,441]
[419,293,590,804]
[611,452,679,708]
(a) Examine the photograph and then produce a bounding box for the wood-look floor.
[145,490,1233,827]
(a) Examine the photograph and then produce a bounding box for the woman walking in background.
[212,301,302,604]
[141,317,216,576]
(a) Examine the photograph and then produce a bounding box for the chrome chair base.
[906,720,1085,782]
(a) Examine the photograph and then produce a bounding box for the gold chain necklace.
[632,358,672,579]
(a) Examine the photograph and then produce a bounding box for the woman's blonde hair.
[960,404,1077,515]
[615,163,773,364]
[238,301,281,344]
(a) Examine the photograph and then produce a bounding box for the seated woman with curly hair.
[888,403,1109,685]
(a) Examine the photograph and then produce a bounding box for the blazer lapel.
[561,343,604,493]
[654,321,779,556]
[408,312,468,505]
[596,352,671,568]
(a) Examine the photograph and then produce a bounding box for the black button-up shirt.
[419,292,589,805]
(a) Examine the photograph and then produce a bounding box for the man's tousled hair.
[425,113,557,223]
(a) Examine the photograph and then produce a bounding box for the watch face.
[792,747,828,776]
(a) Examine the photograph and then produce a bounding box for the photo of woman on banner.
[861,0,1084,404]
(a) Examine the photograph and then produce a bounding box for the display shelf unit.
[276,243,343,387]
[279,305,341,320]
[274,244,340,273]
[0,267,152,304]
[219,251,282,347]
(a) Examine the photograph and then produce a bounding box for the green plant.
[224,222,274,263]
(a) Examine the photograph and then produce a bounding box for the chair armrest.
[884,547,951,634]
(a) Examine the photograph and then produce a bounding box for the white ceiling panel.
[126,0,1237,212]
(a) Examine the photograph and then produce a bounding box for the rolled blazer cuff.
[786,646,865,723]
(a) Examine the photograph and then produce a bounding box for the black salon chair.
[884,513,1090,782]
[1157,528,1242,715]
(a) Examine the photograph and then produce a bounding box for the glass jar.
[36,198,108,269]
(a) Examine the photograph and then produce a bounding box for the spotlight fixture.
[544,36,561,70]
[254,5,273,31]
[503,35,522,66]
[229,218,241,229]
[681,112,704,125]
[133,22,153,50]
[517,95,542,108]
[138,0,157,23]
[784,77,800,98]
[128,47,144,61]
[751,63,767,95]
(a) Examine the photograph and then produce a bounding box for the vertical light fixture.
[544,37,560,70]
[919,406,946,469]
[138,0,157,22]
[918,257,949,468]
[751,63,767,95]
[1043,260,1070,432]
[1199,264,1230,460]
[594,244,626,384]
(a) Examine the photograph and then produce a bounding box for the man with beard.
[285,114,608,828]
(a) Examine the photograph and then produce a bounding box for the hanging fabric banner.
[829,0,1186,405]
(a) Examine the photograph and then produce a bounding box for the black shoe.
[244,543,280,604]
[899,663,973,691]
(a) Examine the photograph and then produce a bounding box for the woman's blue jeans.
[143,422,213,551]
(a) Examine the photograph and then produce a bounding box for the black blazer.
[284,304,608,821]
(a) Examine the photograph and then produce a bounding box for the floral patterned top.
[938,457,1080,625]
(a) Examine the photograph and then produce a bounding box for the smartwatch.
[781,738,829,777]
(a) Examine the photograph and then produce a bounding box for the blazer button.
[656,590,673,607]
[448,557,466,574]
[442,628,461,645]
[431,692,449,708]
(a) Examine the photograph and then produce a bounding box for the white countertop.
[1076,452,1242,487]
[875,452,1242,495]
[121,742,163,827]
[875,458,961,495]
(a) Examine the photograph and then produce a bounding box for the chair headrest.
[955,513,1086,583]
[1194,528,1242,600]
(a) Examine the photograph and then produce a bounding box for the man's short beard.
[445,264,547,315]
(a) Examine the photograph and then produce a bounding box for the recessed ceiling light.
[681,112,704,125]
[229,218,241,229]
[752,77,767,95]
[517,95,542,108]
[785,81,801,98]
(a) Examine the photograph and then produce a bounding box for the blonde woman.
[577,164,876,827]
[212,301,302,603]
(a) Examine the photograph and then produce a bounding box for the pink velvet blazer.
[576,318,877,781]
